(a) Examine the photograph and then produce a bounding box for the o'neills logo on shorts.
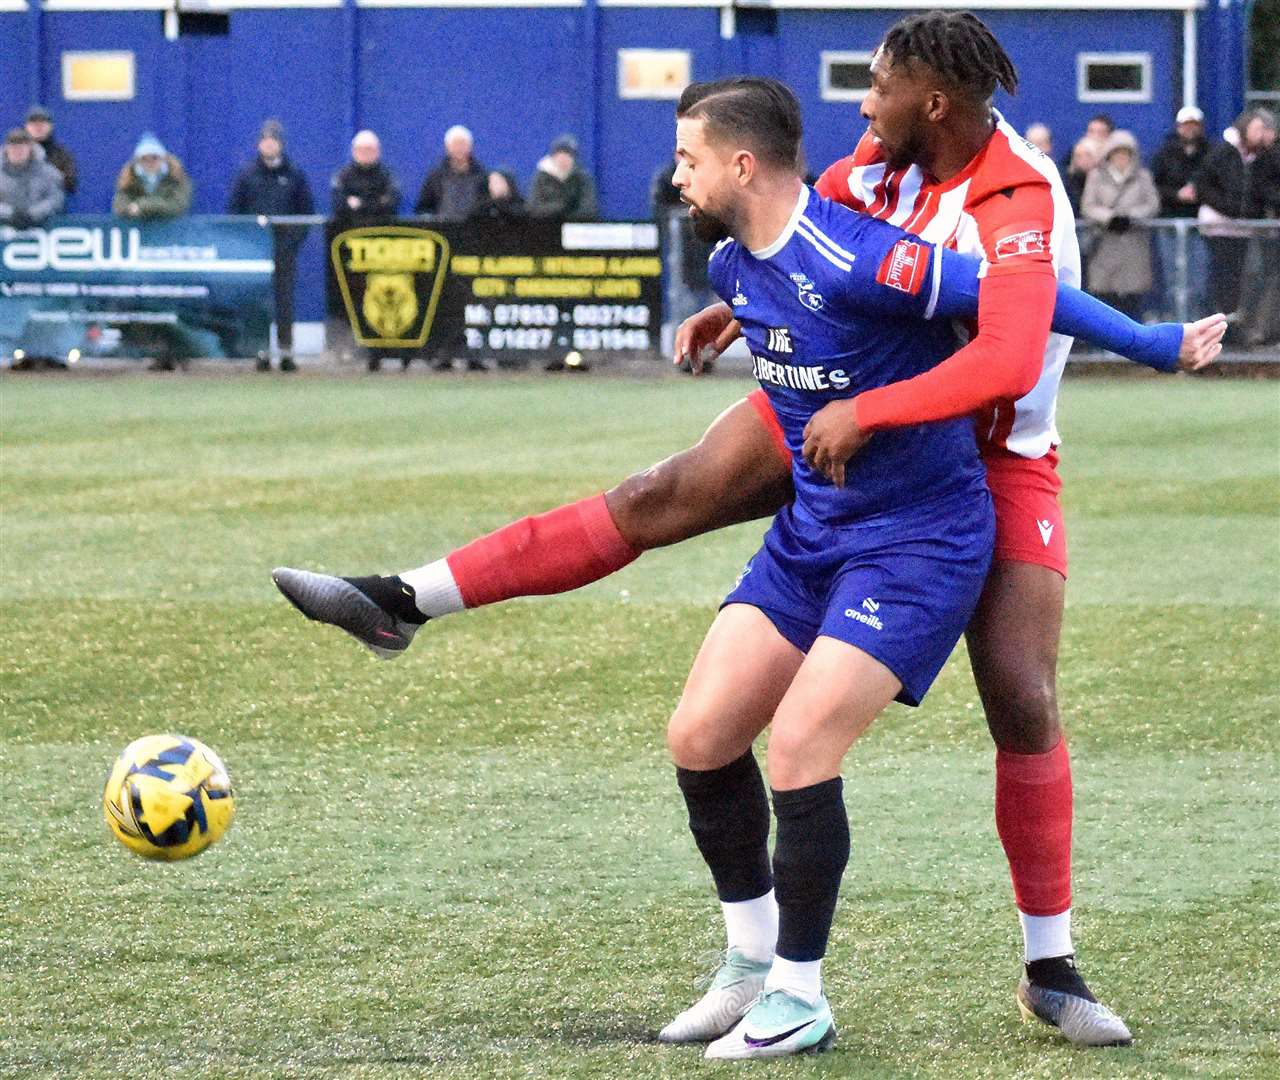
[994,228,1049,261]
[876,239,929,296]
[331,226,451,347]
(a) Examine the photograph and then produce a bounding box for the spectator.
[1150,105,1210,318]
[1060,113,1113,181]
[1242,119,1280,347]
[1024,122,1053,158]
[112,134,192,220]
[469,168,526,223]
[331,130,400,228]
[1195,108,1277,319]
[24,105,76,196]
[528,134,598,222]
[0,127,65,228]
[1063,137,1101,215]
[1152,106,1209,217]
[331,130,401,370]
[228,119,315,372]
[1081,129,1160,321]
[415,125,487,221]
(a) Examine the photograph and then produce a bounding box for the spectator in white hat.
[1150,105,1210,317]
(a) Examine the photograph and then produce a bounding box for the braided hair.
[882,11,1018,102]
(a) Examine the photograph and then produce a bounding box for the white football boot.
[658,949,771,1044]
[704,988,837,1060]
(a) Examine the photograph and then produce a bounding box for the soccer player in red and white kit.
[274,13,1224,1047]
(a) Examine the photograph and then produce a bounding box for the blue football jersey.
[706,185,987,526]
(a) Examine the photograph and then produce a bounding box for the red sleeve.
[853,271,1056,432]
[816,155,858,206]
[852,180,1058,432]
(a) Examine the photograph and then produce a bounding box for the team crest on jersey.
[789,272,825,311]
[875,239,930,296]
[994,228,1050,261]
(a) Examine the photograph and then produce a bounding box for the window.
[618,49,690,101]
[62,51,135,102]
[821,51,875,103]
[1078,53,1152,104]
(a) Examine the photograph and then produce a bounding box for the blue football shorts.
[722,487,995,706]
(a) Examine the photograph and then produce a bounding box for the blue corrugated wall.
[0,3,1249,320]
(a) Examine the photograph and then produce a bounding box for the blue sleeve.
[930,247,1184,372]
[824,211,941,320]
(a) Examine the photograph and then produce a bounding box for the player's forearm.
[854,271,1055,432]
[930,249,1184,372]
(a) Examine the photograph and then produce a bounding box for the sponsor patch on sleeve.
[992,227,1050,262]
[875,239,930,296]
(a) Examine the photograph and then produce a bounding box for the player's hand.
[1178,313,1228,371]
[802,398,870,488]
[673,302,736,375]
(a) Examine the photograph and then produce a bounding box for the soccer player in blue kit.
[661,76,1000,1060]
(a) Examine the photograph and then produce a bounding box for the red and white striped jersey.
[816,112,1081,459]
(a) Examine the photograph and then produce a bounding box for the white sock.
[765,955,822,1005]
[722,891,778,964]
[399,559,466,618]
[1020,908,1073,962]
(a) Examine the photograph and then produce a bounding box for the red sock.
[445,493,641,610]
[995,738,1073,916]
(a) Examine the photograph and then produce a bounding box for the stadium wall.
[0,0,1250,322]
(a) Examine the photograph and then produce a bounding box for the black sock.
[1026,956,1096,1002]
[772,778,849,962]
[675,750,772,902]
[342,575,429,625]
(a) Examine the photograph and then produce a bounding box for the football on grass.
[103,735,235,860]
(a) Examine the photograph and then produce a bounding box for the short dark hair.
[882,10,1018,102]
[1089,113,1117,132]
[676,77,804,173]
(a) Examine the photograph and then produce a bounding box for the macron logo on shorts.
[845,598,883,631]
[876,240,929,296]
[1037,519,1055,546]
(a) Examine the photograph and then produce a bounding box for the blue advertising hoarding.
[0,216,273,362]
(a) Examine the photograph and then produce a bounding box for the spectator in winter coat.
[1080,129,1160,320]
[1149,105,1210,318]
[468,168,526,224]
[24,105,77,196]
[1063,137,1101,216]
[0,128,65,227]
[228,119,316,371]
[1194,108,1277,317]
[112,134,192,220]
[415,126,487,220]
[1151,106,1209,217]
[528,134,598,222]
[331,130,400,227]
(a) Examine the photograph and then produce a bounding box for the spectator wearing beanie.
[113,133,192,219]
[24,105,77,196]
[528,134,598,222]
[0,127,65,228]
[228,119,316,371]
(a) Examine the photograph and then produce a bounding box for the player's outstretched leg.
[272,394,792,658]
[271,568,426,659]
[966,558,1132,1048]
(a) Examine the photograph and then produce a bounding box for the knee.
[608,459,686,550]
[667,706,740,772]
[984,673,1061,753]
[765,726,823,792]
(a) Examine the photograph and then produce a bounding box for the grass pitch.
[1,372,1277,1079]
